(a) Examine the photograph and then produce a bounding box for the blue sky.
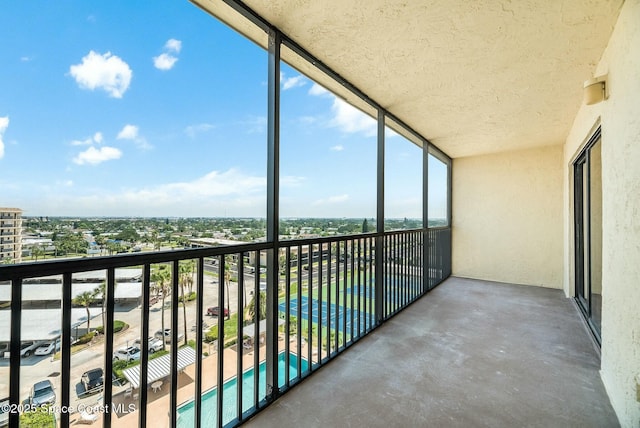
[0,1,447,219]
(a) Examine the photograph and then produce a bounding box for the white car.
[3,341,40,358]
[34,339,61,356]
[134,337,164,353]
[154,329,184,344]
[113,346,141,362]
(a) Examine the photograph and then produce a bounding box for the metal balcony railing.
[0,227,450,427]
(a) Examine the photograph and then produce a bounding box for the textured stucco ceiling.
[193,0,622,158]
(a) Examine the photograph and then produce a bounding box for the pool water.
[177,353,308,427]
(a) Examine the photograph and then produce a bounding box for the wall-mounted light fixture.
[583,74,608,105]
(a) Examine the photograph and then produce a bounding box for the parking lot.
[0,273,256,414]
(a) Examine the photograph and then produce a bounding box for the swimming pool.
[177,353,308,427]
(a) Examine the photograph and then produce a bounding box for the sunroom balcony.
[0,233,618,428]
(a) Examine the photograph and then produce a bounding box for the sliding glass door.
[573,127,602,344]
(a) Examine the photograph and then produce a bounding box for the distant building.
[0,207,22,263]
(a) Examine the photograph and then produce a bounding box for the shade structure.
[122,346,197,389]
[242,318,284,339]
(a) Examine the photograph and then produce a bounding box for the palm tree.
[95,281,117,334]
[245,291,267,324]
[31,244,45,261]
[151,264,171,350]
[73,290,96,335]
[224,256,232,320]
[178,260,195,345]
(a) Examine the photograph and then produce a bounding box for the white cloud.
[73,146,122,165]
[309,83,330,96]
[70,132,103,146]
[20,56,33,62]
[69,51,132,98]
[308,83,376,137]
[153,53,178,70]
[185,123,215,138]
[154,39,182,71]
[117,124,139,140]
[330,145,344,151]
[312,194,349,206]
[165,39,182,53]
[330,98,377,137]
[281,72,306,91]
[0,116,8,159]
[116,124,151,149]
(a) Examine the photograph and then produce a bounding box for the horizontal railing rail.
[0,227,450,427]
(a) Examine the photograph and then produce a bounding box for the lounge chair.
[77,410,98,424]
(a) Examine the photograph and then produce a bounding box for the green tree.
[73,290,96,333]
[151,264,171,350]
[116,227,140,243]
[245,291,267,323]
[362,218,369,233]
[31,244,45,261]
[20,405,56,427]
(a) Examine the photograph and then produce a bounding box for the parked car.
[206,306,229,317]
[81,368,104,393]
[133,337,164,353]
[3,341,40,358]
[113,346,141,362]
[29,380,56,407]
[154,329,184,344]
[34,338,61,356]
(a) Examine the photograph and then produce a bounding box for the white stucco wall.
[452,145,563,288]
[564,1,640,426]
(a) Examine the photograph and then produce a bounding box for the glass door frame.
[573,126,602,346]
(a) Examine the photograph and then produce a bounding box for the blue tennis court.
[279,296,370,333]
[345,284,375,297]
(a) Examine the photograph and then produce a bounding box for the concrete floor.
[244,277,619,428]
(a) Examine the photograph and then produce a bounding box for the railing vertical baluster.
[104,268,115,428]
[324,244,329,356]
[366,237,370,332]
[195,258,204,428]
[306,244,313,371]
[237,253,244,422]
[317,244,323,362]
[8,277,21,428]
[60,272,72,428]
[170,261,179,428]
[397,234,400,311]
[217,256,225,428]
[334,242,340,352]
[349,239,355,342]
[253,254,260,409]
[139,263,150,428]
[296,244,302,378]
[285,246,291,387]
[341,240,347,347]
